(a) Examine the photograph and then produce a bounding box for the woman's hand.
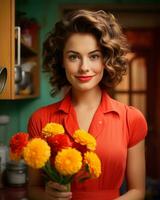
[45,181,72,200]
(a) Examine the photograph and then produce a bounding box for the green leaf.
[61,175,74,185]
[43,161,60,183]
[42,161,75,185]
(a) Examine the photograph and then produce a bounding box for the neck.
[71,87,102,108]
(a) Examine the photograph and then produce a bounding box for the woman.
[27,9,147,200]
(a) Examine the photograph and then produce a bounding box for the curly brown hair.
[43,9,129,96]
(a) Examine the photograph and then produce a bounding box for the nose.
[79,57,89,73]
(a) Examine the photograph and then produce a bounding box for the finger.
[46,193,72,200]
[56,198,72,200]
[46,187,72,198]
[46,184,72,199]
[47,181,68,191]
[54,197,72,200]
[52,191,72,198]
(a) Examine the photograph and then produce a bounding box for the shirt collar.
[100,90,120,115]
[58,90,120,115]
[59,92,72,113]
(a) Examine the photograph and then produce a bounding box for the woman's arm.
[27,167,72,200]
[115,140,146,200]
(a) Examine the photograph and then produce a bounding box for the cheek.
[93,64,104,74]
[66,66,75,74]
[64,63,77,75]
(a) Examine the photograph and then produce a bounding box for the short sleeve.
[127,106,148,148]
[27,102,62,138]
[27,108,44,138]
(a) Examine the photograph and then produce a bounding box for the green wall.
[0,0,159,144]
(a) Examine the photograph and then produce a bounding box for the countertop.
[0,186,28,200]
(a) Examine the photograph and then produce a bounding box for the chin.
[73,85,100,93]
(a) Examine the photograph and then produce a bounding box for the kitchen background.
[0,0,160,199]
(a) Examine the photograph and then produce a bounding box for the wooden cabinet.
[0,0,40,99]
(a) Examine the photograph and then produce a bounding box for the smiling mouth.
[76,76,93,82]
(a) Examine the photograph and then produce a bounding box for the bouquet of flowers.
[9,122,101,187]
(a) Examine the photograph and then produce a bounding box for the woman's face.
[63,33,105,92]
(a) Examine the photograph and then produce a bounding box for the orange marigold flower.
[23,138,51,168]
[55,147,82,175]
[9,132,29,158]
[84,151,101,178]
[42,123,64,138]
[73,129,96,151]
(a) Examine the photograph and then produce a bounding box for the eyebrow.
[65,50,102,54]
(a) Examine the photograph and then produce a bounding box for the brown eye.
[68,54,79,61]
[90,54,100,60]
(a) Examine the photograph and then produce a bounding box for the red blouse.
[28,90,147,200]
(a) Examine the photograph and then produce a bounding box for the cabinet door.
[0,0,15,99]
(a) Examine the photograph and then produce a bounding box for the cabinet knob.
[0,67,7,94]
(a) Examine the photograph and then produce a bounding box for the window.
[114,52,147,116]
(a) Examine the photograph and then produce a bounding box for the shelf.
[14,93,39,99]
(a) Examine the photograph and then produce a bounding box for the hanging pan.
[0,67,7,94]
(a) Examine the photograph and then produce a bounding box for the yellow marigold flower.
[84,151,101,178]
[23,138,51,168]
[73,129,96,151]
[55,147,82,175]
[42,122,64,138]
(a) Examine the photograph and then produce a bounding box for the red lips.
[76,76,93,82]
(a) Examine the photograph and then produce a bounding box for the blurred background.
[0,0,160,199]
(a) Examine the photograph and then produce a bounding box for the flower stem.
[66,183,71,192]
